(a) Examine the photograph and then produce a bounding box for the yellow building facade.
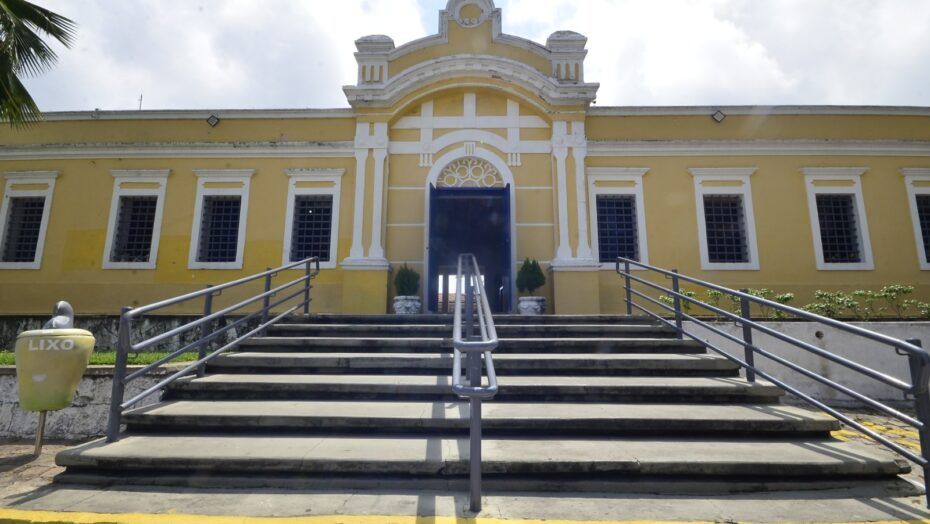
[1,0,929,316]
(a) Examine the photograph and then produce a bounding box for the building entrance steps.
[55,313,920,498]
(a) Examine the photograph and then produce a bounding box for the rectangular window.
[596,195,639,263]
[188,170,252,270]
[918,195,930,264]
[103,170,169,270]
[703,195,748,264]
[196,196,242,263]
[690,168,760,270]
[289,195,334,262]
[1,197,46,263]
[110,196,158,263]
[282,169,343,269]
[803,168,872,270]
[0,172,57,270]
[815,194,861,264]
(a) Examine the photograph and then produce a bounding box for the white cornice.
[588,105,930,117]
[110,169,171,180]
[901,168,930,177]
[286,168,346,179]
[587,140,930,157]
[689,167,757,178]
[344,54,598,109]
[39,109,354,121]
[801,167,868,178]
[2,170,59,181]
[0,141,355,161]
[194,169,255,179]
[586,167,649,178]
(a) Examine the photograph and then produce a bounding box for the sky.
[22,0,930,111]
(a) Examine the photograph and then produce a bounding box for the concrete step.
[239,337,707,354]
[167,374,782,403]
[283,314,656,326]
[124,400,833,435]
[208,352,740,377]
[57,435,908,479]
[266,323,678,339]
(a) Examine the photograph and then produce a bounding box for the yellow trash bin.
[15,328,95,412]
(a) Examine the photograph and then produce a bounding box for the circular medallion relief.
[437,157,504,188]
[447,0,493,27]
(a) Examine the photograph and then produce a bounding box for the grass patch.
[0,351,200,366]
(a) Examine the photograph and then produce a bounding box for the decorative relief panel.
[437,157,504,188]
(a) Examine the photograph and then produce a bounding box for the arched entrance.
[425,151,515,313]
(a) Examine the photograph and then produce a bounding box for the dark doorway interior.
[428,185,511,313]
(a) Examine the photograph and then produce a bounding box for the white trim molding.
[102,170,170,270]
[902,168,930,270]
[588,105,930,117]
[282,169,345,270]
[586,167,650,270]
[0,171,58,270]
[802,167,874,271]
[188,169,254,270]
[689,167,760,271]
[0,141,355,161]
[343,122,390,270]
[587,140,930,157]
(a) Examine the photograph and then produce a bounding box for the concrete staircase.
[56,314,913,495]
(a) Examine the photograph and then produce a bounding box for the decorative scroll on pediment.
[437,157,504,188]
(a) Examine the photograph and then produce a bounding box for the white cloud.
[21,0,930,110]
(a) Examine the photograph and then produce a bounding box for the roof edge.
[588,105,930,117]
[38,108,356,122]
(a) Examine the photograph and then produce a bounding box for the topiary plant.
[394,264,420,296]
[516,258,546,295]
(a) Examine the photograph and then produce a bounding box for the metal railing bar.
[128,258,319,318]
[626,271,914,392]
[131,273,311,352]
[634,302,927,465]
[124,286,310,382]
[676,308,923,428]
[617,257,926,358]
[121,303,302,410]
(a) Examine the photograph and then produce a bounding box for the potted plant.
[393,264,421,315]
[516,258,547,315]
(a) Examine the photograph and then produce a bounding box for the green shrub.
[394,264,420,296]
[802,284,921,320]
[516,258,546,295]
[881,285,914,318]
[659,290,697,313]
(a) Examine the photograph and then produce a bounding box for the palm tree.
[0,0,74,125]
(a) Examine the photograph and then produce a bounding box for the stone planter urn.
[393,296,422,315]
[517,296,546,315]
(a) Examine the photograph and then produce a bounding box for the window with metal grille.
[1,197,46,263]
[918,195,930,264]
[596,195,639,263]
[816,194,862,264]
[703,195,749,263]
[196,196,242,263]
[290,195,333,262]
[110,196,158,263]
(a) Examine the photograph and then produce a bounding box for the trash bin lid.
[17,329,94,339]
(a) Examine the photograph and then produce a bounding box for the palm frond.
[0,51,41,125]
[0,0,75,76]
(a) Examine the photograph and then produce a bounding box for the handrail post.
[624,260,633,316]
[197,286,214,378]
[906,338,930,507]
[304,259,312,315]
[261,267,272,333]
[671,269,683,339]
[740,292,756,383]
[465,262,475,341]
[106,307,132,442]
[469,392,483,512]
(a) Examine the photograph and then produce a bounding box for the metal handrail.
[106,257,321,442]
[615,256,930,505]
[452,254,499,512]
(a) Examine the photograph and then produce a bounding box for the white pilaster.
[552,122,572,263]
[571,122,594,262]
[347,147,369,260]
[368,147,388,260]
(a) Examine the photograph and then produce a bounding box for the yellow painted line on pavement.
[0,509,927,524]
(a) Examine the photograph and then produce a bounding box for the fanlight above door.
[437,157,505,188]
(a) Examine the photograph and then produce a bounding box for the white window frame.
[282,169,344,269]
[586,168,650,270]
[0,171,58,270]
[902,168,930,271]
[188,169,253,270]
[689,168,760,271]
[802,167,874,271]
[103,170,170,270]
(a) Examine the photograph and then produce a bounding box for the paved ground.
[0,410,928,523]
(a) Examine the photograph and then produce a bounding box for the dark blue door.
[427,185,511,313]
